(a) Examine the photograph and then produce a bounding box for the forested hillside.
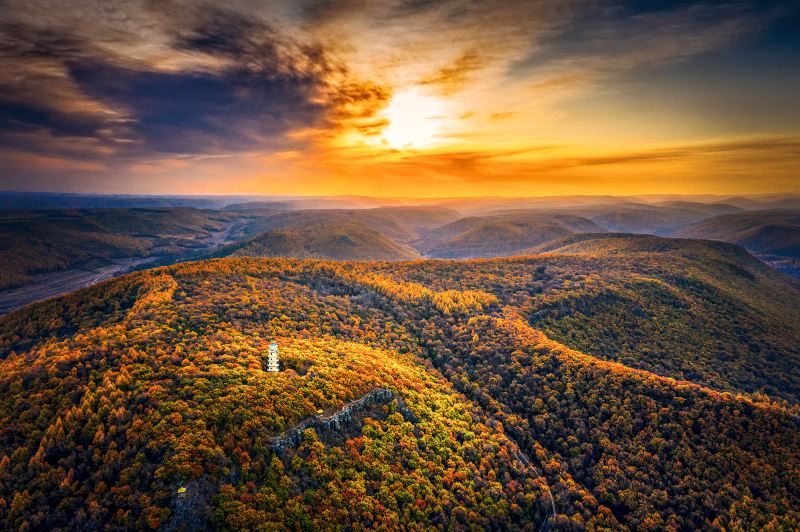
[0,209,239,290]
[672,210,800,275]
[1,236,799,529]
[418,213,605,258]
[213,221,419,261]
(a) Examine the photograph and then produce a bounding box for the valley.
[0,257,157,315]
[0,209,250,314]
[3,195,799,316]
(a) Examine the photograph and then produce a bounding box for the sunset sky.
[0,0,798,197]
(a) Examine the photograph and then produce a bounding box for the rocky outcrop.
[165,477,215,532]
[269,388,415,457]
[164,389,415,531]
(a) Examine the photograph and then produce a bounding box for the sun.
[381,88,446,149]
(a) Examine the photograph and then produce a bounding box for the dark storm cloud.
[68,61,324,155]
[0,4,375,163]
[0,0,798,193]
[63,8,345,155]
[0,99,97,139]
[0,22,84,59]
[177,9,266,57]
[0,21,124,159]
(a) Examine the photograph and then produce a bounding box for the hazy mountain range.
[1,193,799,314]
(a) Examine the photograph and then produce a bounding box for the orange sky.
[0,0,798,196]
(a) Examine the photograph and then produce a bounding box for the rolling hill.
[523,233,800,400]
[4,200,800,320]
[479,200,742,235]
[1,236,799,529]
[672,209,800,257]
[236,206,462,242]
[213,221,419,261]
[417,212,606,258]
[574,201,742,234]
[208,205,463,261]
[672,210,800,276]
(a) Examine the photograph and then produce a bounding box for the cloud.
[420,50,485,94]
[507,0,794,104]
[0,0,797,194]
[538,136,800,173]
[69,62,322,155]
[0,4,389,165]
[339,135,800,188]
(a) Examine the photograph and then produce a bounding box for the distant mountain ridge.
[215,220,419,261]
[417,212,606,258]
[672,210,800,276]
[3,191,798,212]
[2,197,800,314]
[672,210,800,257]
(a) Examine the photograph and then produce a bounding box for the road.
[0,257,162,315]
[0,222,244,316]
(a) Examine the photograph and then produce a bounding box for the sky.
[0,0,798,197]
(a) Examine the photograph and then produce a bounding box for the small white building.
[267,341,280,372]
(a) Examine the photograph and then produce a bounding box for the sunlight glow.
[381,88,446,149]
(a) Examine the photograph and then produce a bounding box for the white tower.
[267,341,280,372]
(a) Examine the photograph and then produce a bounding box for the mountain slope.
[418,212,606,258]
[520,233,800,400]
[573,201,742,234]
[0,208,238,291]
[444,199,747,238]
[236,206,462,243]
[214,221,419,261]
[1,248,799,529]
[672,209,800,256]
[671,210,800,277]
[0,267,551,530]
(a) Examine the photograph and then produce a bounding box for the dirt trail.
[509,440,557,529]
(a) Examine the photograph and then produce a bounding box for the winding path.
[508,441,557,530]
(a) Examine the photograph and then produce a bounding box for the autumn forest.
[1,227,800,529]
[2,0,800,529]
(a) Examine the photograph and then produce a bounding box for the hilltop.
[1,235,799,529]
[553,200,743,235]
[672,210,800,274]
[524,233,800,399]
[417,212,605,258]
[213,221,419,261]
[234,206,462,243]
